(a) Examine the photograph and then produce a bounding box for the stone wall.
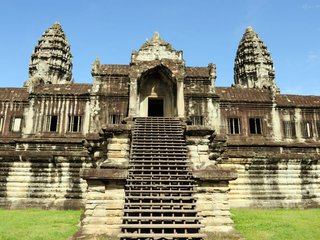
[221,146,320,208]
[0,154,90,209]
[78,172,127,238]
[75,128,131,239]
[186,126,237,233]
[186,135,211,170]
[195,179,234,233]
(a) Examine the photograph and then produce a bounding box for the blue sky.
[1,0,320,95]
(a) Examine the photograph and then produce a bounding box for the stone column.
[129,77,138,118]
[74,169,128,239]
[177,79,185,118]
[193,169,238,233]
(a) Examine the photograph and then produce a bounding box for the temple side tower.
[25,22,73,86]
[234,26,278,91]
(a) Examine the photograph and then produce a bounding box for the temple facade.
[0,23,320,238]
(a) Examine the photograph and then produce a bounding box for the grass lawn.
[231,208,320,240]
[0,208,319,239]
[0,209,81,240]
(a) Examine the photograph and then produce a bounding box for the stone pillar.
[186,125,238,234]
[193,169,238,233]
[74,169,127,239]
[129,77,138,118]
[177,79,185,118]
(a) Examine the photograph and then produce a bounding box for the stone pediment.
[131,32,184,64]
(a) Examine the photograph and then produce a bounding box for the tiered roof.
[216,87,320,107]
[27,22,73,85]
[234,26,276,90]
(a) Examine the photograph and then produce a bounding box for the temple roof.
[97,64,211,78]
[216,87,320,107]
[99,64,130,75]
[0,88,29,101]
[33,84,91,95]
[185,67,211,78]
[0,85,319,108]
[216,87,272,103]
[276,94,320,107]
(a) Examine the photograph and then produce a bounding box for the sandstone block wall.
[0,155,90,209]
[186,132,236,233]
[221,157,320,208]
[76,133,130,238]
[105,137,130,168]
[79,179,125,237]
[195,182,234,233]
[186,137,211,170]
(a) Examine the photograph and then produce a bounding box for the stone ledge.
[80,168,128,180]
[192,168,238,181]
[185,125,215,136]
[101,124,132,135]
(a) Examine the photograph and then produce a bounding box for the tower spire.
[234,26,278,91]
[25,22,73,86]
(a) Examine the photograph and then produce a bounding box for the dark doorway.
[148,98,164,116]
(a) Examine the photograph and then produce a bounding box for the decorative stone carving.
[128,32,186,118]
[131,32,184,64]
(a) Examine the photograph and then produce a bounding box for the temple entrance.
[138,66,177,117]
[148,98,164,116]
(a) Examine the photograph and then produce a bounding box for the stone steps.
[120,117,204,240]
[119,233,206,240]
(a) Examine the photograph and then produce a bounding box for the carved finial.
[94,56,100,65]
[246,26,254,32]
[152,32,160,41]
[92,57,101,74]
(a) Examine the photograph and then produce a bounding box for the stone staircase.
[119,117,205,240]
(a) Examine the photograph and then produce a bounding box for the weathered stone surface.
[0,155,89,209]
[222,157,320,208]
[193,169,238,181]
[76,179,125,238]
[80,168,128,180]
[186,125,215,136]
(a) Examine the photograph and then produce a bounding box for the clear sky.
[1,0,320,95]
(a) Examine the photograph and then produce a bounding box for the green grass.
[0,208,319,240]
[0,209,81,240]
[231,208,320,240]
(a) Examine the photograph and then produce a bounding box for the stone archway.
[138,66,177,117]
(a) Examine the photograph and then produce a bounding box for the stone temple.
[0,23,320,239]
